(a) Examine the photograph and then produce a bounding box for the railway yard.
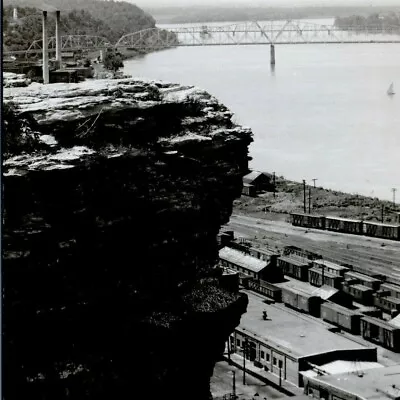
[226,214,400,285]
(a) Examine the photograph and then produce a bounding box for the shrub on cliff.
[103,51,124,73]
[3,102,42,156]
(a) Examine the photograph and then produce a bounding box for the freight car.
[373,292,400,314]
[360,316,400,352]
[380,283,400,299]
[278,255,311,282]
[247,279,282,302]
[290,213,325,229]
[363,221,400,241]
[325,217,363,235]
[343,271,382,291]
[308,267,344,289]
[281,286,322,317]
[283,245,322,261]
[341,282,374,306]
[321,301,362,334]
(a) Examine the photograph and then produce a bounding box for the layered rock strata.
[3,79,252,400]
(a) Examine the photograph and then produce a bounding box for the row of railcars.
[290,213,400,241]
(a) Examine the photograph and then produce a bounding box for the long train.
[290,212,400,241]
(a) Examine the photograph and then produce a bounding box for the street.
[210,361,289,400]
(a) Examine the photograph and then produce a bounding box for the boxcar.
[343,271,382,291]
[247,279,282,302]
[362,221,400,241]
[290,213,325,229]
[380,283,400,299]
[283,246,322,261]
[325,217,363,235]
[342,283,374,306]
[312,260,350,277]
[308,267,344,289]
[360,316,400,352]
[321,301,361,334]
[278,256,311,282]
[281,286,321,317]
[373,293,400,314]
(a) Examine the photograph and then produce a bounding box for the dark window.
[278,360,283,369]
[273,357,277,365]
[237,339,241,347]
[260,351,265,359]
[266,353,270,362]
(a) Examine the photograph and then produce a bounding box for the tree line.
[3,0,156,51]
[334,12,400,31]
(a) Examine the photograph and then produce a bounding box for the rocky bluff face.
[3,79,252,400]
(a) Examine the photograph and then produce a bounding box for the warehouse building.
[302,364,400,400]
[230,293,377,388]
[242,171,274,196]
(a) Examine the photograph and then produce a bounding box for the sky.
[132,0,400,7]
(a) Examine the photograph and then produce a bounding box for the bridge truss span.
[116,20,400,50]
[26,35,110,54]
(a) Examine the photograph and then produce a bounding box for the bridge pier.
[270,44,276,65]
[55,10,62,69]
[42,11,49,84]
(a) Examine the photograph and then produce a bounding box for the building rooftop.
[239,292,370,359]
[361,316,399,331]
[219,247,267,273]
[242,170,271,184]
[306,365,400,400]
[302,360,383,377]
[389,314,400,328]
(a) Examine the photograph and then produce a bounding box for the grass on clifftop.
[234,175,399,224]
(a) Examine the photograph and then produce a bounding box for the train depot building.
[302,364,400,400]
[230,293,378,389]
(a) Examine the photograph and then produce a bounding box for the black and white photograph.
[2,0,400,399]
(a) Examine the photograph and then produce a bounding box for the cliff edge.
[3,79,252,400]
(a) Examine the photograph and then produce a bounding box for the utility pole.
[42,10,49,84]
[312,178,318,188]
[303,180,307,214]
[308,187,311,214]
[392,188,397,209]
[242,339,247,385]
[232,371,236,399]
[273,171,276,198]
[381,204,384,223]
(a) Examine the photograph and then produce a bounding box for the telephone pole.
[308,187,311,213]
[392,188,397,209]
[232,371,236,399]
[273,171,276,198]
[303,180,307,214]
[243,339,248,385]
[312,178,318,188]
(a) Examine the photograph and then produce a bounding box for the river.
[123,19,400,201]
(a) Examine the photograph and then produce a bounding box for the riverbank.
[233,174,399,224]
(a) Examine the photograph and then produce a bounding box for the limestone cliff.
[3,79,252,400]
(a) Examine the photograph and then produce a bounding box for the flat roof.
[276,280,338,300]
[238,292,370,359]
[307,365,400,400]
[279,255,310,267]
[219,247,267,273]
[344,271,381,283]
[313,259,349,271]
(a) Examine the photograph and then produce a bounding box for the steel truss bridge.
[4,20,400,57]
[116,20,400,50]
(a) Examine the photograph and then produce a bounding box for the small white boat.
[387,83,395,95]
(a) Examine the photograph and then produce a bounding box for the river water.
[123,19,400,200]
